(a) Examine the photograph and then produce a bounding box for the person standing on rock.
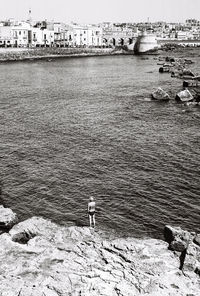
[88,196,95,227]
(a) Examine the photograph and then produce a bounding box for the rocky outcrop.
[0,205,18,233]
[151,87,170,101]
[164,225,200,280]
[0,216,199,296]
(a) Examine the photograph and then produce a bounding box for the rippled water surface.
[0,49,200,239]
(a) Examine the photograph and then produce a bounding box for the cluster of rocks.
[151,87,200,104]
[151,55,200,105]
[157,56,195,77]
[0,205,200,296]
[157,55,200,89]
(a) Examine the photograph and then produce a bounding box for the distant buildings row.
[0,18,200,48]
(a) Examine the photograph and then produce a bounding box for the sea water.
[0,49,199,239]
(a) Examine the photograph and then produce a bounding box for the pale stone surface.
[0,205,18,231]
[175,89,194,102]
[0,217,199,295]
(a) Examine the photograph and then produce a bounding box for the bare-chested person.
[88,196,95,227]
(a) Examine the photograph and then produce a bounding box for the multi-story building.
[0,21,32,47]
[31,21,54,47]
[12,22,32,47]
[71,24,102,47]
[0,24,14,47]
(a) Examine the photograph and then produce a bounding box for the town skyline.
[1,0,200,24]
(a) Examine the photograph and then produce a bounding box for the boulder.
[175,89,194,102]
[183,80,199,88]
[159,66,170,73]
[182,242,200,277]
[182,69,195,77]
[165,56,175,63]
[164,226,200,277]
[194,234,200,246]
[12,230,36,244]
[151,87,170,101]
[0,205,18,231]
[164,225,178,243]
[164,225,191,252]
[170,238,188,252]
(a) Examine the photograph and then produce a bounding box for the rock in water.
[151,87,170,101]
[0,205,18,231]
[182,69,195,77]
[175,89,194,102]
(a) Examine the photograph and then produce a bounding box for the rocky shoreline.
[0,47,132,62]
[0,205,199,296]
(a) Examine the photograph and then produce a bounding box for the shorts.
[88,211,95,216]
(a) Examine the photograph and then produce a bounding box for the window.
[33,33,36,39]
[19,31,21,35]
[44,34,46,40]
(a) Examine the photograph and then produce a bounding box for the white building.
[0,25,14,47]
[31,27,54,47]
[0,21,32,47]
[71,24,102,47]
[12,22,31,47]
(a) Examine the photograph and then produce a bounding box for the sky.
[1,0,200,24]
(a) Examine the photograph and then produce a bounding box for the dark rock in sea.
[183,80,200,88]
[175,89,194,102]
[0,205,18,231]
[159,66,170,73]
[151,87,170,101]
[184,59,194,64]
[165,56,175,63]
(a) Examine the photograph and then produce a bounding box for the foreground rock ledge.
[0,217,199,296]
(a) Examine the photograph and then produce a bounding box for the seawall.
[0,47,133,62]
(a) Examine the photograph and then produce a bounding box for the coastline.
[0,47,133,63]
[0,204,200,295]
